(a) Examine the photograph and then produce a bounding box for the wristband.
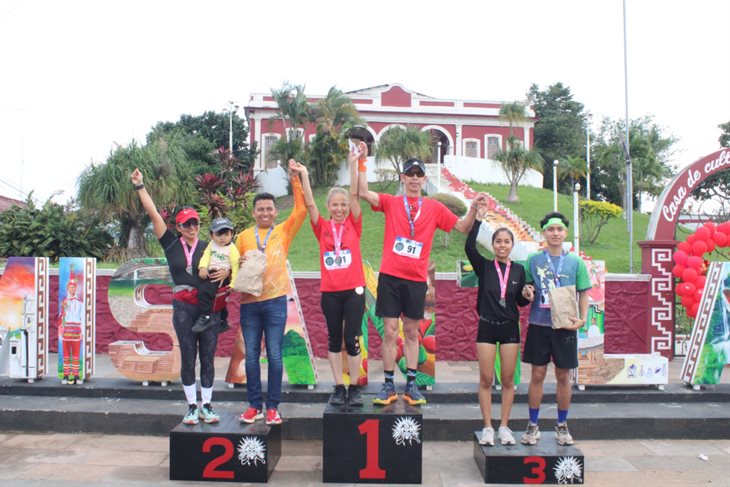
[134,183,145,190]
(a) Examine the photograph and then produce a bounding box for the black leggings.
[321,289,365,356]
[172,299,219,387]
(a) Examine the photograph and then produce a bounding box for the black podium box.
[170,413,281,483]
[473,430,584,484]
[323,401,423,484]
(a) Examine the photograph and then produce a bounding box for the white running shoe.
[521,423,541,445]
[498,426,516,445]
[479,426,495,446]
[555,422,574,445]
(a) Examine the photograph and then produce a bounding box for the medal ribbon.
[255,226,274,252]
[180,237,199,269]
[330,219,345,258]
[543,249,566,288]
[494,259,511,301]
[402,195,422,238]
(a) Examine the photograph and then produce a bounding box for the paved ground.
[0,433,728,486]
[2,355,728,485]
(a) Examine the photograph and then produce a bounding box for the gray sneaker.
[555,422,574,445]
[521,423,541,445]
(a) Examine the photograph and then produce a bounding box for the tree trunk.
[127,224,147,256]
[507,181,520,202]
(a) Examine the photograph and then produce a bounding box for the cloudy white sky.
[0,0,728,204]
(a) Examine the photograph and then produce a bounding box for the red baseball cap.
[175,207,200,225]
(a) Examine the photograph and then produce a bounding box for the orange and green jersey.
[234,177,306,304]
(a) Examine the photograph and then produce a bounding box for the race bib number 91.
[393,237,423,259]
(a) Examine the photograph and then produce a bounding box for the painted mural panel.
[57,257,96,383]
[363,261,436,386]
[107,258,180,383]
[577,259,668,386]
[0,257,49,380]
[681,262,730,385]
[225,261,318,385]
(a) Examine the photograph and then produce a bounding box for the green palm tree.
[499,101,528,139]
[306,87,363,186]
[495,137,544,203]
[375,126,432,176]
[559,155,588,191]
[77,138,197,253]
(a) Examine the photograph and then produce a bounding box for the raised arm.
[356,142,379,208]
[282,159,307,237]
[453,192,489,234]
[130,168,167,239]
[464,219,486,278]
[348,141,364,219]
[289,160,319,225]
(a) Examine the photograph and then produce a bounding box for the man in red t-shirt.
[359,156,488,405]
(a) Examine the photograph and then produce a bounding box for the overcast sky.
[1,0,728,204]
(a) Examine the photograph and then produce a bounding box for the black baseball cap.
[402,158,426,174]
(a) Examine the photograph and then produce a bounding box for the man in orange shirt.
[236,160,306,426]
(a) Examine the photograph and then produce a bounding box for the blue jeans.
[240,295,287,409]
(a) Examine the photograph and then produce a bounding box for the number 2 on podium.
[358,419,386,479]
[202,437,234,480]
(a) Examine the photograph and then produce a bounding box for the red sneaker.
[265,408,282,425]
[239,406,263,424]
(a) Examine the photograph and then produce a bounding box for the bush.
[579,200,623,244]
[0,195,113,263]
[431,193,468,217]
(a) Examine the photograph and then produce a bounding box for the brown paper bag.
[548,284,578,329]
[232,250,267,296]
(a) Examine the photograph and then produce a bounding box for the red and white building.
[244,83,541,193]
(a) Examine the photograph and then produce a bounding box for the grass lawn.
[279,181,649,274]
[467,183,649,273]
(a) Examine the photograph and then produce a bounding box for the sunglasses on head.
[180,219,199,229]
[404,169,425,178]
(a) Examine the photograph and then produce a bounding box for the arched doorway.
[425,128,450,165]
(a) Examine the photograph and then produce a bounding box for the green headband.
[542,217,568,230]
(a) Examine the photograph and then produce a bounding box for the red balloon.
[672,264,686,278]
[686,256,703,270]
[718,221,730,235]
[694,290,703,302]
[678,241,692,253]
[683,282,697,296]
[692,240,708,255]
[681,295,694,308]
[688,303,699,318]
[713,231,728,247]
[687,234,697,244]
[706,240,716,253]
[703,222,716,235]
[673,250,689,265]
[682,268,699,283]
[695,226,711,241]
[695,275,706,289]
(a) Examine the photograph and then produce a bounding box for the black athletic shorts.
[476,318,520,344]
[522,324,578,369]
[375,272,427,321]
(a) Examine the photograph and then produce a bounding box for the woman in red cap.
[131,168,228,426]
